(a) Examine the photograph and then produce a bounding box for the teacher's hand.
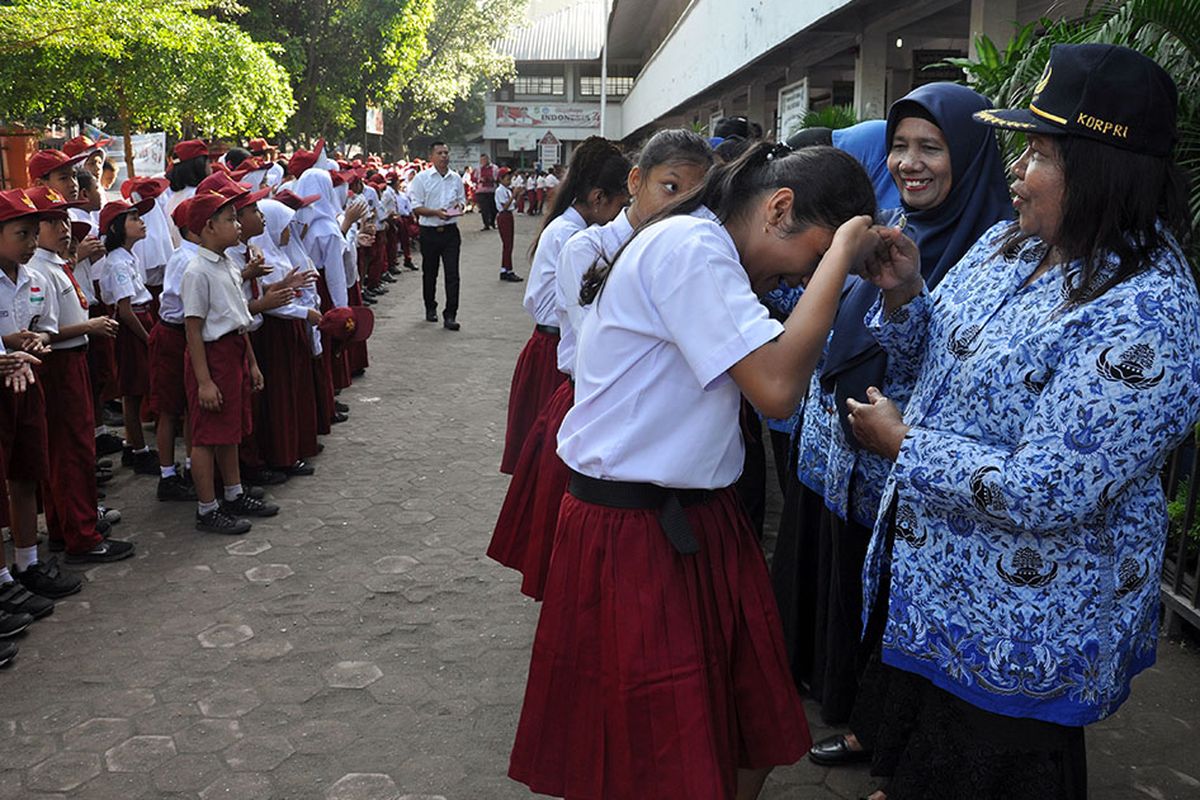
[861,227,922,292]
[846,386,910,461]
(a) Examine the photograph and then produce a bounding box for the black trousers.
[419,225,461,318]
[477,191,497,229]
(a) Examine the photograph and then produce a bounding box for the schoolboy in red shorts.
[182,190,278,534]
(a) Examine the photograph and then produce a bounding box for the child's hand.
[242,249,271,281]
[260,282,294,310]
[0,350,40,375]
[307,308,322,326]
[282,267,318,292]
[3,361,36,394]
[76,237,105,262]
[250,365,265,392]
[859,227,922,292]
[88,316,120,338]
[199,379,223,412]
[13,330,50,354]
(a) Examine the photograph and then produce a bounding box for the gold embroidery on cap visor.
[973,109,1037,130]
[345,318,356,334]
[1033,64,1053,97]
[1029,103,1068,125]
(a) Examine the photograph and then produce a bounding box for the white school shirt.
[407,167,466,226]
[494,184,513,212]
[554,209,634,376]
[380,186,398,216]
[535,175,547,190]
[0,263,46,337]
[544,173,560,190]
[512,176,525,190]
[159,241,196,324]
[556,207,784,489]
[100,247,153,307]
[166,185,197,249]
[132,194,173,286]
[68,207,99,304]
[225,246,264,333]
[181,246,253,341]
[523,206,587,327]
[27,249,89,350]
[394,190,412,217]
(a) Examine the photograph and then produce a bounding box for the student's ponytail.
[581,142,875,305]
[530,136,630,258]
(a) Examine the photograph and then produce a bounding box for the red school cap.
[288,149,318,177]
[170,197,194,230]
[27,149,88,181]
[173,139,209,161]
[0,188,44,223]
[247,137,269,153]
[318,305,374,343]
[273,190,321,210]
[25,186,88,219]
[70,220,93,242]
[62,134,112,157]
[120,175,169,202]
[186,189,239,236]
[98,197,155,234]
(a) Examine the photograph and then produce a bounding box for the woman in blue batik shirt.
[845,45,1200,799]
[772,83,1012,742]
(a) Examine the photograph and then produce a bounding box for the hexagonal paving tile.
[225,540,272,556]
[326,772,399,800]
[63,717,134,752]
[197,687,262,719]
[197,623,255,648]
[323,661,383,689]
[153,752,225,793]
[373,555,419,574]
[104,734,177,772]
[90,688,158,717]
[174,718,243,753]
[6,735,56,768]
[244,564,295,583]
[222,734,295,771]
[200,772,274,800]
[289,719,359,754]
[26,751,102,792]
[164,564,214,584]
[21,703,90,734]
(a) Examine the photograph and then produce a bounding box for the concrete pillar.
[565,63,576,103]
[969,0,1019,59]
[854,22,888,120]
[747,79,768,136]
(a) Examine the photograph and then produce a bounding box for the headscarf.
[131,191,175,271]
[251,198,295,276]
[293,169,343,244]
[821,82,1013,447]
[831,120,901,210]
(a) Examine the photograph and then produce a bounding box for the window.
[514,75,565,96]
[579,75,634,97]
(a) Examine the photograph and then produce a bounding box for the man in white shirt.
[407,141,466,331]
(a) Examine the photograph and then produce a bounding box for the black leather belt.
[535,324,560,336]
[567,470,711,555]
[159,320,185,332]
[422,224,457,233]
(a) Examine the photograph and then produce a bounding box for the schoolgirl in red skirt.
[490,129,714,599]
[98,198,159,473]
[509,142,881,799]
[500,137,632,474]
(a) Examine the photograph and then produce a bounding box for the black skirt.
[769,435,873,725]
[850,506,1088,800]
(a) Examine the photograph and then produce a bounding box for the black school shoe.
[13,559,82,599]
[499,271,524,282]
[425,308,438,322]
[284,461,315,477]
[95,433,124,456]
[404,259,418,271]
[808,734,872,766]
[221,493,279,518]
[241,466,288,486]
[334,401,349,414]
[0,640,18,667]
[0,612,32,640]
[65,539,135,565]
[158,474,198,501]
[121,447,161,475]
[0,581,54,620]
[196,508,252,536]
[331,412,349,425]
[443,315,460,331]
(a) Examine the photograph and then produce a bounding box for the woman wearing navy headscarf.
[770,83,1012,757]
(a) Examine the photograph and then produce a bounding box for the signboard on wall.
[777,78,809,142]
[365,106,384,136]
[494,104,600,129]
[539,131,561,167]
[107,132,166,181]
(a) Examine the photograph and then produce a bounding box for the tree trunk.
[118,87,136,178]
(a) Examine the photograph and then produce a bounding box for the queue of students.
[0,134,432,668]
[491,46,1199,800]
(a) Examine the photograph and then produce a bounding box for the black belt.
[159,320,185,332]
[53,343,88,353]
[535,324,560,336]
[567,470,711,555]
[421,224,457,233]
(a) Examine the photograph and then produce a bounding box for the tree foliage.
[0,0,295,142]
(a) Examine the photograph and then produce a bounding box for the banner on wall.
[494,104,600,129]
[777,79,809,142]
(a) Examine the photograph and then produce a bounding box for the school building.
[484,0,1089,163]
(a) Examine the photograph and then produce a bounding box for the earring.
[763,223,770,234]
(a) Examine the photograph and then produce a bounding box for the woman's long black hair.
[530,136,630,257]
[169,156,209,192]
[580,141,876,304]
[103,213,133,252]
[1006,136,1192,303]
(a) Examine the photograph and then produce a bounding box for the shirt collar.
[562,206,587,229]
[33,247,67,266]
[196,246,223,263]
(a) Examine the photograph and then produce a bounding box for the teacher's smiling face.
[888,116,953,211]
[1009,133,1066,246]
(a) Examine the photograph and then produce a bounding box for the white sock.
[161,465,177,478]
[15,546,38,571]
[224,485,244,502]
[94,426,105,436]
[185,457,192,470]
[0,567,12,585]
[133,446,150,454]
[198,500,219,515]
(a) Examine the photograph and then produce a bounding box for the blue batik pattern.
[862,221,1200,726]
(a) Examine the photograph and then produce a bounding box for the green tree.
[0,0,295,174]
[386,0,526,154]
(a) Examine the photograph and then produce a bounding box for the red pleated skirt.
[345,282,369,376]
[148,322,187,417]
[509,487,811,799]
[488,379,572,600]
[253,316,320,468]
[316,274,353,390]
[116,308,156,397]
[88,304,120,402]
[501,328,567,474]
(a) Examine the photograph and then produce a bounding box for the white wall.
[619,0,851,137]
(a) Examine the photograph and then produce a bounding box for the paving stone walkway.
[1,212,1198,799]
